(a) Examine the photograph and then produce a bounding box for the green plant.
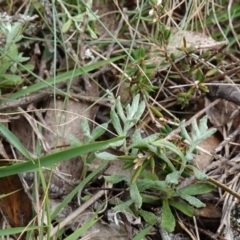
[59,0,98,38]
[122,47,158,98]
[177,80,209,107]
[0,0,237,238]
[97,94,217,232]
[69,118,109,180]
[0,14,34,90]
[0,120,123,177]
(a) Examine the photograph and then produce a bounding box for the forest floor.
[0,1,240,239]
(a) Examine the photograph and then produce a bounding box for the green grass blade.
[51,161,109,220]
[0,137,124,178]
[132,225,152,240]
[64,213,99,240]
[0,226,43,236]
[5,56,124,101]
[0,123,32,160]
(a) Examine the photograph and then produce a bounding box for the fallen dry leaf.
[0,174,33,233]
[194,134,220,170]
[195,203,222,219]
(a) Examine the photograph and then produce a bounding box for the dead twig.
[214,127,240,153]
[45,183,111,239]
[206,66,240,82]
[0,92,48,111]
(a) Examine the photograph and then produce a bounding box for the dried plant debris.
[43,81,99,195]
[205,95,240,130]
[208,82,240,106]
[147,29,228,71]
[92,0,118,36]
[170,30,228,51]
[206,82,240,149]
[230,204,240,240]
[1,1,240,239]
[0,174,33,231]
